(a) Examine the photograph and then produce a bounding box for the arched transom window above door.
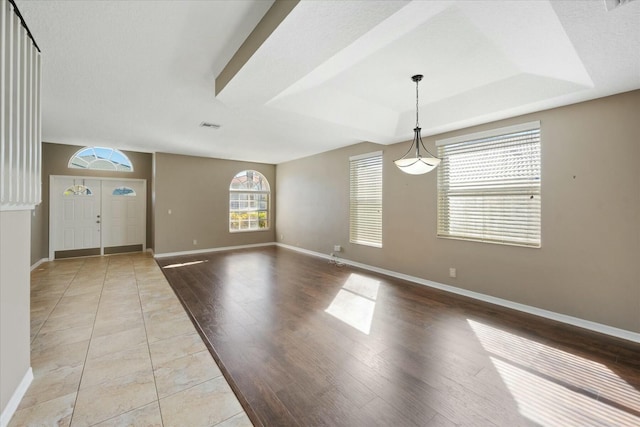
[68,147,133,172]
[229,170,270,232]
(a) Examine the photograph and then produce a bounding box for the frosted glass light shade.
[394,157,441,175]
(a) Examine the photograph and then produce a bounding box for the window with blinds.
[436,121,541,248]
[349,151,383,248]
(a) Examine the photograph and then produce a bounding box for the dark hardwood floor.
[157,246,640,427]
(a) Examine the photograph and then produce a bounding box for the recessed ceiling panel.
[266,0,594,142]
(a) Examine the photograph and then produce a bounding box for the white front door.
[102,180,146,249]
[52,178,102,253]
[50,176,147,259]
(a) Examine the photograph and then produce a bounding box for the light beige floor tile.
[143,304,189,325]
[149,332,208,367]
[46,264,85,276]
[31,288,64,301]
[57,291,101,303]
[63,285,103,298]
[87,325,147,359]
[31,303,57,320]
[31,305,54,320]
[145,315,196,343]
[81,343,153,389]
[137,279,172,291]
[101,283,139,296]
[92,311,144,338]
[154,350,222,398]
[139,291,182,313]
[90,401,163,427]
[31,322,44,343]
[53,294,101,314]
[137,284,173,298]
[138,289,177,306]
[31,339,89,375]
[22,253,251,427]
[65,280,104,296]
[44,268,82,277]
[101,289,139,301]
[72,269,106,279]
[18,365,83,410]
[159,377,243,427]
[97,298,142,317]
[32,281,70,296]
[49,302,100,318]
[9,392,76,427]
[31,325,93,353]
[95,298,142,316]
[75,264,108,274]
[72,369,157,427]
[135,272,167,282]
[105,270,136,281]
[134,264,164,273]
[215,412,254,427]
[38,311,95,334]
[104,274,137,285]
[31,289,67,305]
[134,264,162,272]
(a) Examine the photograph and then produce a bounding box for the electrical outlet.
[449,267,456,278]
[193,239,197,245]
[334,245,342,252]
[168,209,172,215]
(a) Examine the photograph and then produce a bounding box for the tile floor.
[10,252,252,427]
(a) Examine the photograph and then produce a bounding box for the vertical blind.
[1,0,42,210]
[436,122,541,248]
[349,151,383,248]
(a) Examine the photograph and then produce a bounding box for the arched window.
[229,170,270,232]
[112,186,136,196]
[68,147,133,172]
[63,184,93,196]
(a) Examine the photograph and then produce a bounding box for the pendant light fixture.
[394,74,440,175]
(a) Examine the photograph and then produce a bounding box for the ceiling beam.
[215,0,299,96]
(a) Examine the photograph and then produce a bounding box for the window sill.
[229,228,271,234]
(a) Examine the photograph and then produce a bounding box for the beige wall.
[276,90,640,333]
[31,143,153,264]
[154,153,276,254]
[1,210,32,413]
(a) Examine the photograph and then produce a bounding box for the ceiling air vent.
[200,122,221,130]
[605,0,637,11]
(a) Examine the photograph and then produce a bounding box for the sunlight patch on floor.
[325,273,380,335]
[162,260,208,269]
[468,319,640,426]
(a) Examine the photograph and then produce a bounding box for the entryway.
[49,176,146,259]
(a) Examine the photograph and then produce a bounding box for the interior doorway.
[49,176,147,259]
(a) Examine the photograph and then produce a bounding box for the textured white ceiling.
[15,0,640,164]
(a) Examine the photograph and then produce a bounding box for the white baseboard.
[154,242,276,259]
[276,243,640,344]
[30,258,48,271]
[0,367,33,427]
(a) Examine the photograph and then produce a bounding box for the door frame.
[49,175,147,260]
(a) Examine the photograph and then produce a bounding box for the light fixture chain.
[415,78,420,127]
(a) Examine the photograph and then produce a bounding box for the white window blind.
[1,0,42,210]
[349,151,383,248]
[436,122,541,248]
